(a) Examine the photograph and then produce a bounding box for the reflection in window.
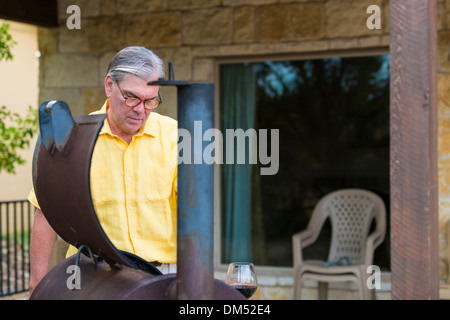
[220,55,390,269]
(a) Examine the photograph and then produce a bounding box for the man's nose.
[133,101,146,113]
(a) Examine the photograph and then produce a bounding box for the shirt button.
[128,177,132,181]
[130,206,134,210]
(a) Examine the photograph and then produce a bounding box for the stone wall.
[39,0,391,117]
[37,0,450,299]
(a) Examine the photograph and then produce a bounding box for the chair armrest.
[363,195,387,265]
[292,196,329,268]
[364,224,386,266]
[292,228,317,268]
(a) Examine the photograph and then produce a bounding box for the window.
[219,54,390,269]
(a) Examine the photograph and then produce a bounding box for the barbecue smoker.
[29,70,245,300]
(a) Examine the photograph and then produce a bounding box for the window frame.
[213,47,390,279]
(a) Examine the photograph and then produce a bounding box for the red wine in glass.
[226,262,258,299]
[230,284,258,299]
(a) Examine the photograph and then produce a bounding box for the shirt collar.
[98,99,157,138]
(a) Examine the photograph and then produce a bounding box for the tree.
[0,22,38,174]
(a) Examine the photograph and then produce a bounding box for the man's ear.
[105,75,114,98]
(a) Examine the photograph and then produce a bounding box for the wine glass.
[226,262,258,299]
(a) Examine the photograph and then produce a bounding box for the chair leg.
[293,282,302,300]
[365,286,376,300]
[370,288,376,300]
[293,271,303,300]
[359,278,376,300]
[318,281,328,300]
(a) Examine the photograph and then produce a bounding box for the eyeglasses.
[115,81,162,110]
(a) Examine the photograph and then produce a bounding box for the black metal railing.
[0,200,33,297]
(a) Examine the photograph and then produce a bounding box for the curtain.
[221,64,256,263]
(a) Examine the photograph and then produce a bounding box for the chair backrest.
[314,189,386,265]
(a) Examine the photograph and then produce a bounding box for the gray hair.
[106,46,164,83]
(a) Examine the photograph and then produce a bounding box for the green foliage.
[0,22,38,174]
[0,105,38,174]
[0,23,16,62]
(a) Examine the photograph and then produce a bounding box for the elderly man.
[28,46,178,295]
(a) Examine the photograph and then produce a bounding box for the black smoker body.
[29,77,244,300]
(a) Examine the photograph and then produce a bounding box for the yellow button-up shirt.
[28,100,178,263]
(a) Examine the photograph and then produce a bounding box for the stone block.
[153,47,192,80]
[438,116,450,158]
[234,6,255,43]
[155,86,177,120]
[37,27,59,55]
[439,199,450,235]
[43,54,99,88]
[182,8,233,45]
[255,3,325,42]
[382,0,390,34]
[438,154,450,196]
[59,23,89,53]
[81,87,107,114]
[167,0,220,10]
[39,88,82,114]
[325,0,383,38]
[329,37,359,50]
[439,31,450,72]
[116,0,167,14]
[439,73,450,115]
[99,0,117,16]
[99,51,117,85]
[223,0,276,6]
[193,58,214,82]
[358,35,383,48]
[124,12,181,48]
[439,0,447,31]
[276,40,328,54]
[40,87,105,115]
[190,46,221,57]
[218,43,275,56]
[87,16,126,52]
[278,0,322,2]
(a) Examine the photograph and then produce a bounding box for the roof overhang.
[0,0,58,27]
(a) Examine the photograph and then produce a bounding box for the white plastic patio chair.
[292,189,386,300]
